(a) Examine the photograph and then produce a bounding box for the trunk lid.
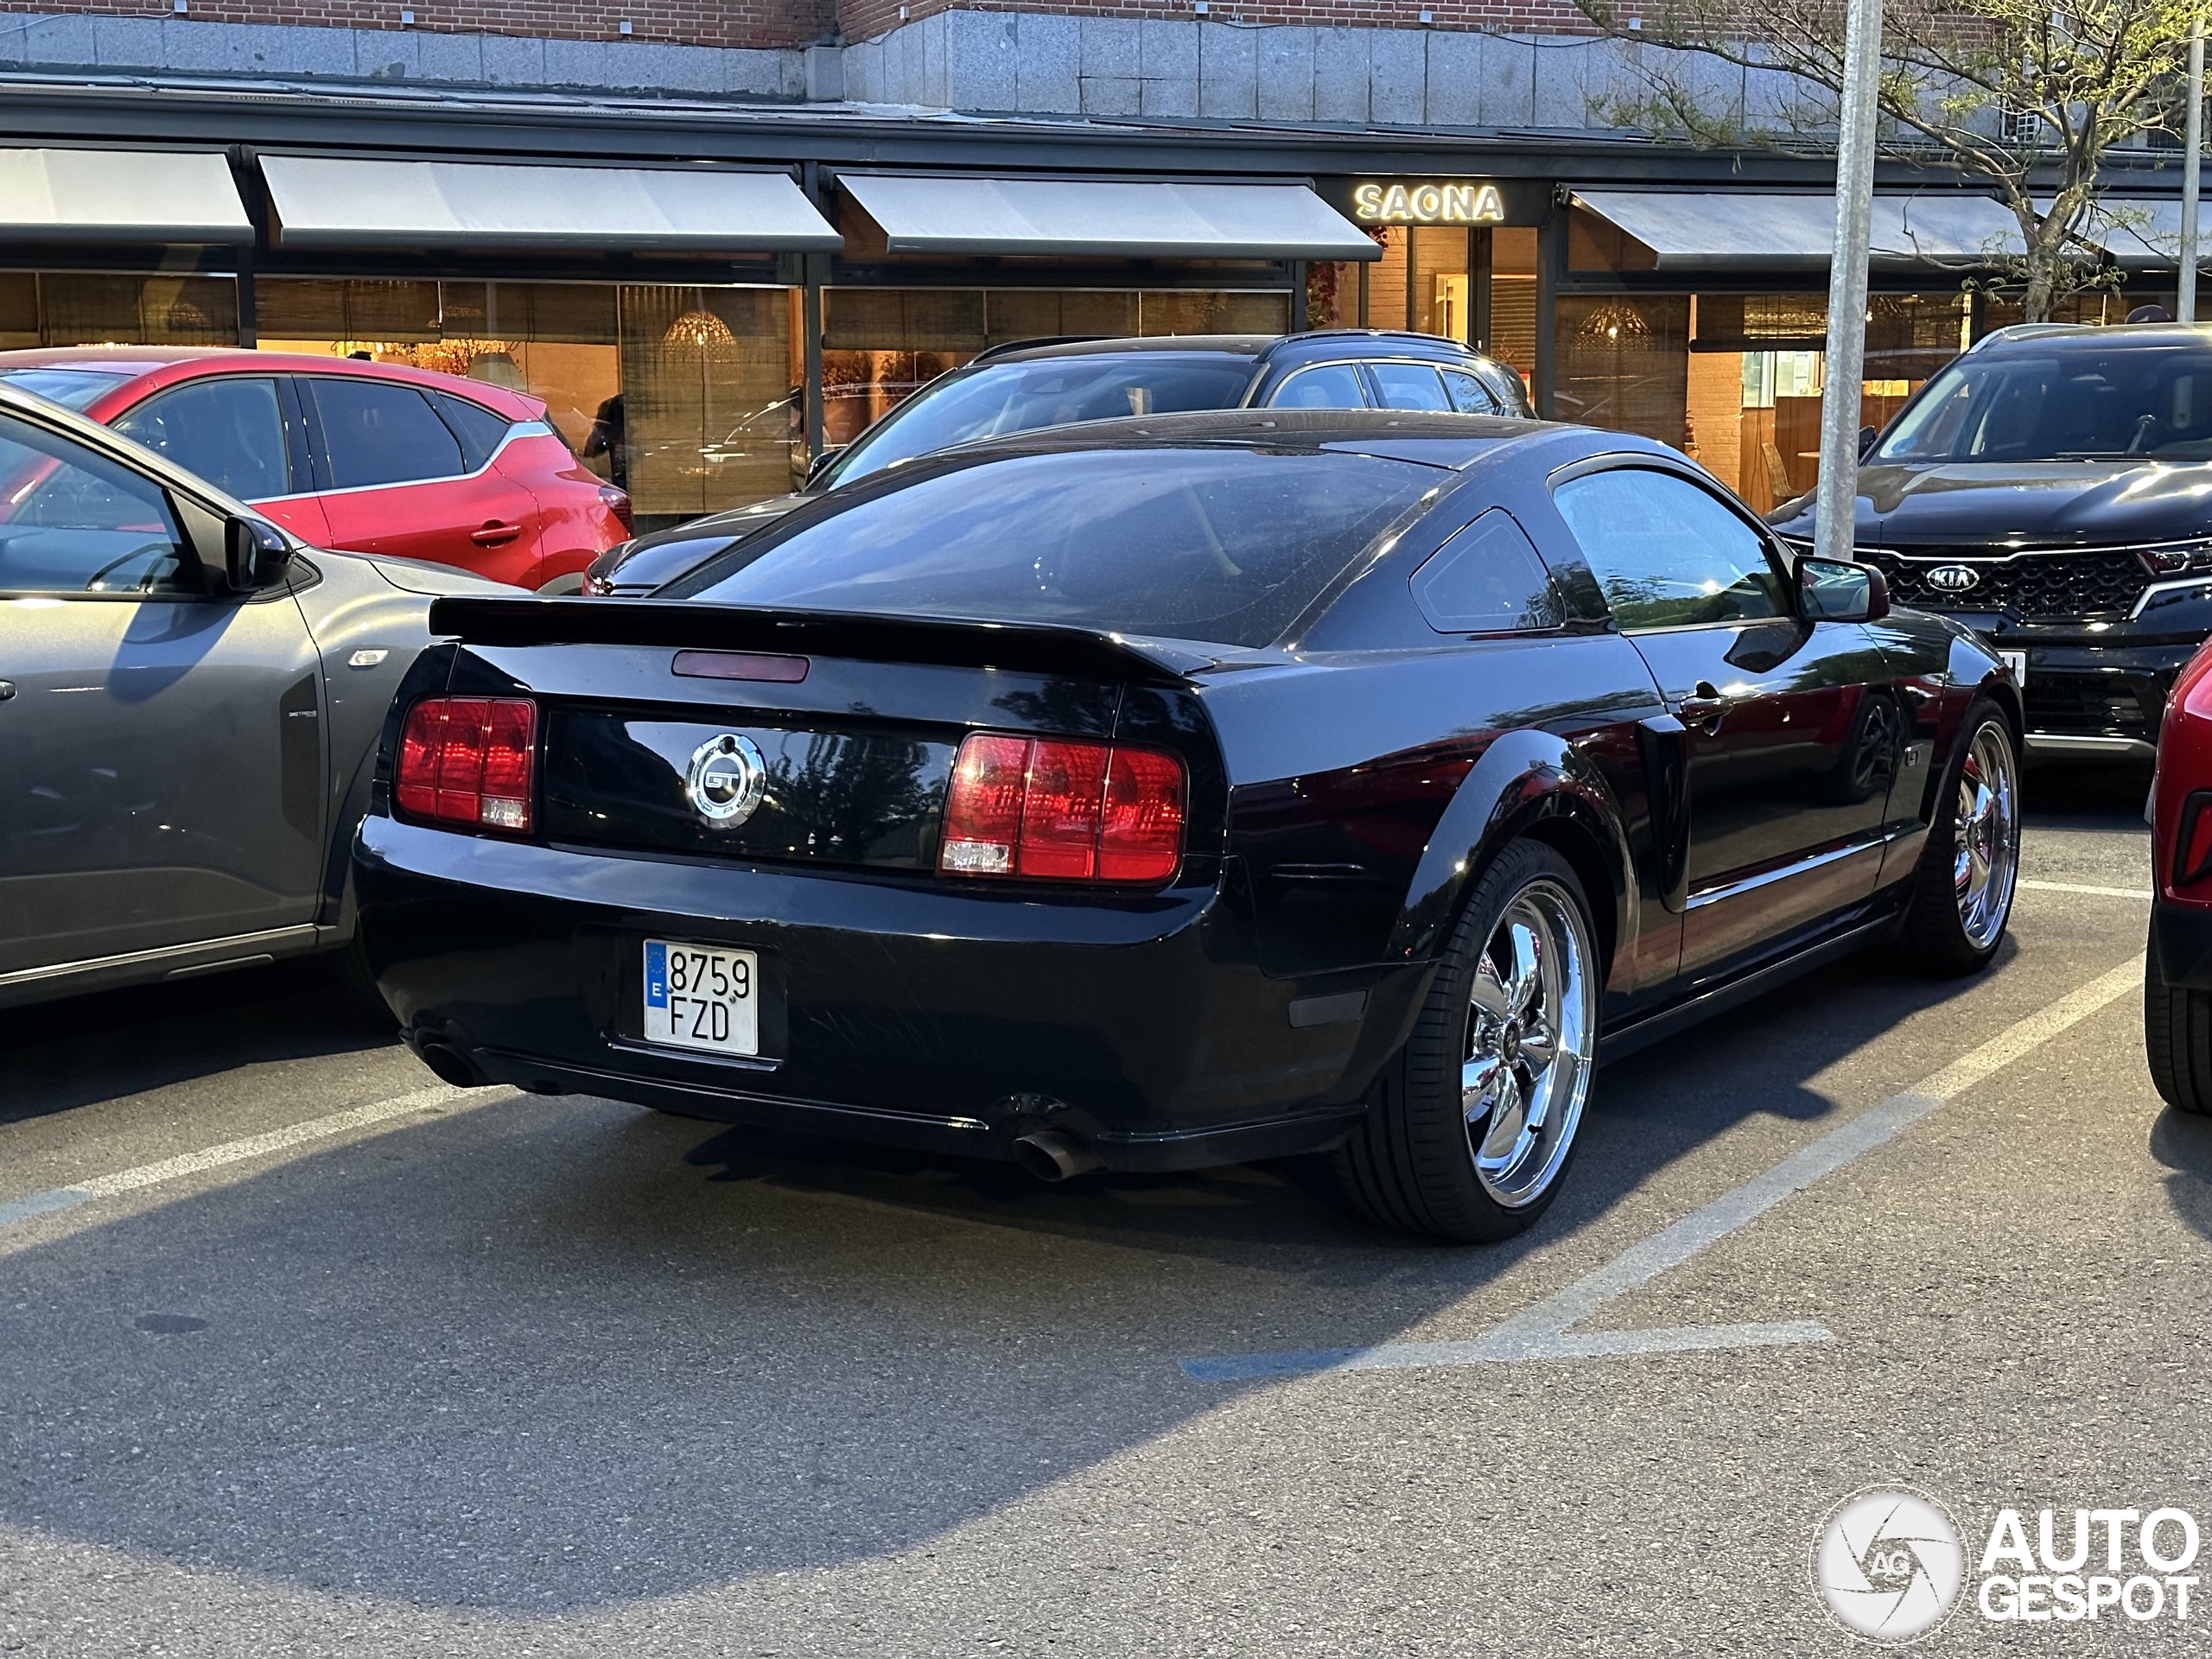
[427,597,1223,874]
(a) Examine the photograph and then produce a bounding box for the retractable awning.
[836,174,1381,261]
[259,156,841,252]
[1570,190,2026,268]
[0,149,250,244]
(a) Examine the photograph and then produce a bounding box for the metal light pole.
[2181,16,2203,323]
[1816,0,1886,569]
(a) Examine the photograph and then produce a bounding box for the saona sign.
[1352,181,1508,225]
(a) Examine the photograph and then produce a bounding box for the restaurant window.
[257,277,800,529]
[819,287,1290,450]
[1687,291,1968,510]
[0,272,239,347]
[1554,295,1690,448]
[1979,289,2126,334]
[1487,228,1539,395]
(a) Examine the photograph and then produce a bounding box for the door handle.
[1675,680,1727,734]
[470,521,524,547]
[0,680,13,702]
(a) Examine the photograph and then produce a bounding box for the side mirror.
[1797,556,1889,623]
[226,516,293,590]
[804,445,846,488]
[1858,425,1878,459]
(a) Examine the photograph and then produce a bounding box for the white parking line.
[2019,880,2154,899]
[0,1082,484,1234]
[1183,955,2146,1382]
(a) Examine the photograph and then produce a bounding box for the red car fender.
[497,439,626,589]
[2155,639,2212,906]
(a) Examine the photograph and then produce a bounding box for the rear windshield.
[1875,340,2212,463]
[823,355,1258,486]
[0,368,132,411]
[679,448,1444,648]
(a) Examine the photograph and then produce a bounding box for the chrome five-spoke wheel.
[1462,876,1598,1209]
[1954,718,2019,953]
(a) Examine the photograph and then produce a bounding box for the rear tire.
[1332,839,1599,1243]
[1897,697,2019,976]
[2145,929,2212,1115]
[332,929,396,1023]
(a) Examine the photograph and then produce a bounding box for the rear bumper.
[2153,897,2212,991]
[354,816,1413,1170]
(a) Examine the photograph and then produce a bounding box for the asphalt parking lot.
[1,764,2201,1656]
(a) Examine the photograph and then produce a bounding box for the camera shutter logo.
[1926,563,1982,593]
[685,734,767,827]
[1812,1488,1967,1643]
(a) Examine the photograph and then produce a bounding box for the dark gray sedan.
[0,381,508,1009]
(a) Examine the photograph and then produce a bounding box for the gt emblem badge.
[1925,563,1982,593]
[685,734,767,826]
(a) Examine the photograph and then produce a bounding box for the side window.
[0,411,194,596]
[429,391,514,473]
[1440,368,1500,415]
[307,378,466,489]
[1552,468,1786,631]
[1410,509,1561,633]
[111,378,289,503]
[1369,363,1453,412]
[1267,364,1370,410]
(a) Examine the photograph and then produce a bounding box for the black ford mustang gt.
[355,410,2024,1242]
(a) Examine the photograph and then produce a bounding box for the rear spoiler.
[425,596,1213,688]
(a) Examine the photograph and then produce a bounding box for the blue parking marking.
[645,941,668,1009]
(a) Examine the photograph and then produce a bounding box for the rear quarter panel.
[1200,634,1674,1030]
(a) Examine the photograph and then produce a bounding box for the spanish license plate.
[641,939,758,1057]
[1999,649,2028,688]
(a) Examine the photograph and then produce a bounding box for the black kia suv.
[584,331,1531,596]
[1773,322,2212,762]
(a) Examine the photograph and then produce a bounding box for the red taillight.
[599,485,634,535]
[2178,791,2212,887]
[1099,747,1187,882]
[395,696,537,835]
[939,733,1185,884]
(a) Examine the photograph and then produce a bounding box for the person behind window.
[584,392,627,491]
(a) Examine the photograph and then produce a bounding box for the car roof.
[874,406,1564,469]
[975,335,1274,363]
[972,330,1506,368]
[1972,321,2212,354]
[0,346,543,419]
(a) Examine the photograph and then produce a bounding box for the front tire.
[1897,698,2020,976]
[1332,839,1599,1243]
[2145,929,2212,1114]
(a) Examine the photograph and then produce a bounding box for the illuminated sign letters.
[1351,181,1509,225]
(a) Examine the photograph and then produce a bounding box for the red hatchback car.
[0,347,629,591]
[2147,642,2212,1109]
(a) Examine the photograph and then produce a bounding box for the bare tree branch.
[1576,0,2207,318]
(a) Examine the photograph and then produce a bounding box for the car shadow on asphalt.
[0,937,2003,1616]
[671,938,2012,1285]
[0,959,398,1126]
[2150,1105,2212,1240]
